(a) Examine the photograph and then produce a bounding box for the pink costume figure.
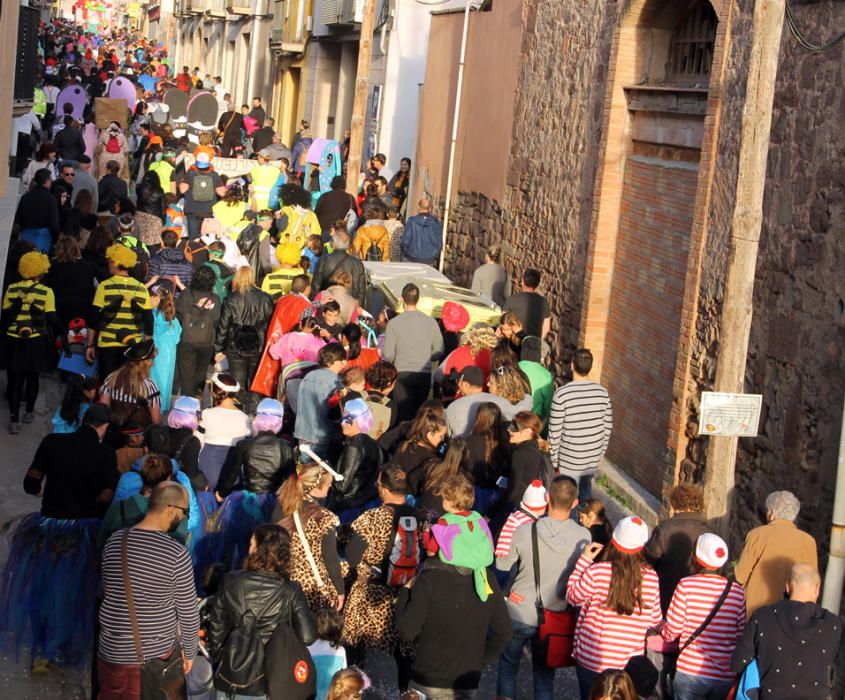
[269,331,326,367]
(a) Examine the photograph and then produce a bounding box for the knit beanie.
[520,480,547,512]
[611,516,649,554]
[695,533,729,570]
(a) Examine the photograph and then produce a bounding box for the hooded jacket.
[113,457,200,532]
[147,247,194,288]
[732,599,840,698]
[495,515,590,627]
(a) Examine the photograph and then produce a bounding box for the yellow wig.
[275,242,302,267]
[18,252,51,280]
[106,244,138,270]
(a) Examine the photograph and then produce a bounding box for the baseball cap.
[458,365,484,388]
[195,151,211,169]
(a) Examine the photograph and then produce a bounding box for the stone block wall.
[732,0,845,549]
[444,0,845,567]
[444,0,618,376]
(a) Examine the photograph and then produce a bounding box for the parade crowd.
[1,19,841,700]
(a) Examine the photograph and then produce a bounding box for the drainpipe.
[245,0,267,105]
[822,391,845,614]
[438,0,482,273]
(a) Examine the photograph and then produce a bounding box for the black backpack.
[264,620,317,700]
[365,240,382,262]
[214,610,266,696]
[180,293,216,345]
[539,452,557,491]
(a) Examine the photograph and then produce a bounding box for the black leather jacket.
[330,433,383,511]
[136,179,165,220]
[216,432,296,497]
[214,287,274,356]
[311,250,367,304]
[208,570,317,658]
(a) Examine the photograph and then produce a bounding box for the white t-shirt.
[200,406,251,446]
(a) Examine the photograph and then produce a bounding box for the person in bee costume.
[2,251,64,434]
[85,243,154,380]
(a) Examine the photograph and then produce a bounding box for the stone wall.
[444,0,618,376]
[444,0,845,560]
[733,0,845,550]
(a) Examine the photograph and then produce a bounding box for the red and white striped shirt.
[495,510,538,557]
[662,574,746,681]
[566,555,662,672]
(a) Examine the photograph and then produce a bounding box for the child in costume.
[428,475,496,601]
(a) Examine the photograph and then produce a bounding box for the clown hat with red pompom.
[520,480,547,513]
[695,532,729,570]
[611,516,649,553]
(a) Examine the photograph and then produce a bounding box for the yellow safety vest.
[2,280,55,339]
[250,164,281,210]
[149,160,175,192]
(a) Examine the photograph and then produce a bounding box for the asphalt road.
[0,374,628,699]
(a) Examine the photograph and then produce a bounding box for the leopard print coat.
[341,504,402,652]
[279,502,342,612]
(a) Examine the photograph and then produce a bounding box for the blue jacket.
[114,457,201,532]
[401,213,442,263]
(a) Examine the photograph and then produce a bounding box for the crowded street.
[1,1,844,700]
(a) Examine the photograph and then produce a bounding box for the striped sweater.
[98,528,199,664]
[662,574,746,681]
[494,509,539,558]
[548,380,613,474]
[566,555,662,672]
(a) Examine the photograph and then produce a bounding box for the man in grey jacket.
[495,476,590,700]
[382,283,444,421]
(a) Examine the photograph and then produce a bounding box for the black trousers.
[393,371,432,423]
[227,354,261,414]
[96,346,126,382]
[7,370,39,420]
[176,343,213,398]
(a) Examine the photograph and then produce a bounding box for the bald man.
[732,563,840,698]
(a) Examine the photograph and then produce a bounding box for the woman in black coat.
[502,410,548,514]
[208,524,317,695]
[45,235,98,327]
[214,266,274,414]
[330,399,383,521]
[216,399,296,498]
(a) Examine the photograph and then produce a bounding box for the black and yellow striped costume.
[2,280,55,339]
[260,268,306,301]
[90,275,152,348]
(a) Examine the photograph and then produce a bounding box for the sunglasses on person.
[62,171,75,178]
[169,504,189,516]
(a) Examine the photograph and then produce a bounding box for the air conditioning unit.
[320,0,340,25]
[340,0,363,24]
[225,0,252,14]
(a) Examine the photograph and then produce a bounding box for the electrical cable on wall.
[785,0,845,52]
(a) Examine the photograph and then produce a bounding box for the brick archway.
[579,0,732,499]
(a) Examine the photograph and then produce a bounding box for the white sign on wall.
[698,391,763,437]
